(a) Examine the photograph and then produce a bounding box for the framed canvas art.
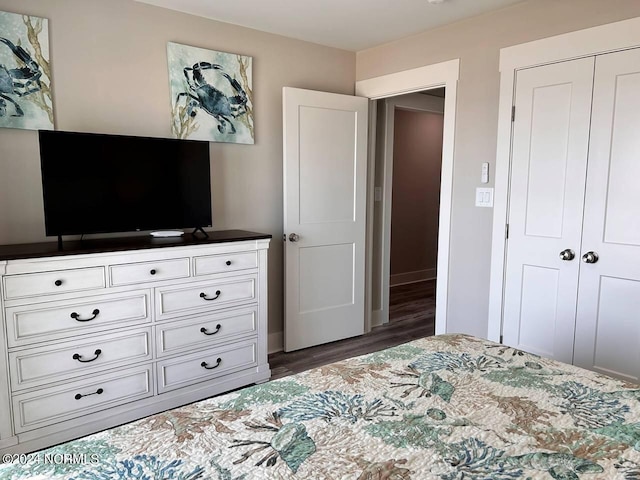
[168,42,254,144]
[0,10,53,130]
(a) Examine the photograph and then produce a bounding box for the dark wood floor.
[269,280,435,380]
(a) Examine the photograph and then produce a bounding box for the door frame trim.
[356,59,459,335]
[488,16,640,342]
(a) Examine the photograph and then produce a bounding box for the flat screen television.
[39,130,212,237]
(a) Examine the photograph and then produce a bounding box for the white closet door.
[502,58,595,363]
[573,49,640,382]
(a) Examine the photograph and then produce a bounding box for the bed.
[2,334,640,479]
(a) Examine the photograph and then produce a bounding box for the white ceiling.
[135,0,525,51]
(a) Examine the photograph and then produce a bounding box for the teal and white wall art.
[167,42,254,144]
[0,10,53,131]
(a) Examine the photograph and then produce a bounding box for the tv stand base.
[192,227,209,238]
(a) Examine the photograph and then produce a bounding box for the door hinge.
[505,223,510,240]
[511,106,516,122]
[500,335,504,344]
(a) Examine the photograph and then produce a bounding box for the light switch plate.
[476,188,494,208]
[374,187,382,202]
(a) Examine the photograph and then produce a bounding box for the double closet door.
[503,48,640,382]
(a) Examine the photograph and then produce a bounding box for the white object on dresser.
[0,233,270,454]
[149,231,185,238]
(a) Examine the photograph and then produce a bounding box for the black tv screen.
[39,131,212,236]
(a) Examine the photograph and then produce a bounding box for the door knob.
[582,251,599,264]
[288,233,300,242]
[559,249,575,261]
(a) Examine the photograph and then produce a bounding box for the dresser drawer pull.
[200,324,222,336]
[54,279,63,287]
[72,349,102,363]
[225,260,232,266]
[70,309,100,322]
[199,290,221,301]
[200,358,222,370]
[74,388,104,400]
[150,269,157,275]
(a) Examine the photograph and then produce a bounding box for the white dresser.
[0,231,271,454]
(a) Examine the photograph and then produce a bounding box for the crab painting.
[176,61,248,135]
[0,36,43,117]
[168,42,253,143]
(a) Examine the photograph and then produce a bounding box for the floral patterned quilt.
[3,334,640,479]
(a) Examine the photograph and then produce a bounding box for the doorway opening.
[371,87,445,339]
[357,60,458,337]
[389,90,444,336]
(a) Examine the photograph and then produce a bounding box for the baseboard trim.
[0,436,17,450]
[268,331,283,354]
[371,309,384,328]
[390,268,436,287]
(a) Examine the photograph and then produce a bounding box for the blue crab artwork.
[168,42,254,144]
[0,11,53,130]
[0,37,42,117]
[176,61,248,135]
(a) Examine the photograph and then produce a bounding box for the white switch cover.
[476,188,494,208]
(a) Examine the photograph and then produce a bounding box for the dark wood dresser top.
[0,230,272,261]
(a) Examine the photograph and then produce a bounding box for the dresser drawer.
[155,276,256,320]
[5,290,151,348]
[110,258,190,286]
[157,339,257,393]
[156,307,257,357]
[12,365,153,433]
[9,328,152,391]
[194,251,258,276]
[3,267,105,300]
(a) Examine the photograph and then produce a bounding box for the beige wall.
[357,0,640,337]
[390,109,442,282]
[0,0,355,341]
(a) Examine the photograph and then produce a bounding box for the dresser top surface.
[0,230,272,261]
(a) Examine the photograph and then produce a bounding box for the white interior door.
[502,58,594,363]
[283,87,368,352]
[573,49,640,382]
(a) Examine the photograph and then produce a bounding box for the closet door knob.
[582,251,599,264]
[288,233,300,242]
[559,249,575,261]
